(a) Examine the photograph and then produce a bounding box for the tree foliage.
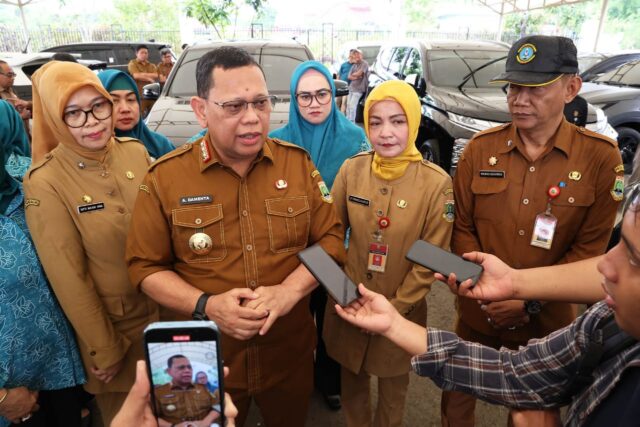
[184,0,265,39]
[100,0,179,31]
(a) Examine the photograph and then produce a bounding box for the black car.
[41,41,172,73]
[580,52,640,82]
[580,60,640,173]
[367,40,616,173]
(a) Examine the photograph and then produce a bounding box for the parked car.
[143,40,317,145]
[41,41,173,73]
[579,51,640,82]
[1,51,105,100]
[367,39,617,173]
[330,41,381,77]
[580,59,640,173]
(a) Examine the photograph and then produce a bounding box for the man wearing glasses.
[126,46,345,426]
[0,60,32,125]
[157,49,174,84]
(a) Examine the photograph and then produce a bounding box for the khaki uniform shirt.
[453,120,623,341]
[23,138,160,393]
[154,383,219,424]
[126,135,345,392]
[324,153,454,377]
[127,59,158,96]
[157,62,173,80]
[0,86,17,100]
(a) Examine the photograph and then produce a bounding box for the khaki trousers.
[95,391,128,427]
[341,366,410,427]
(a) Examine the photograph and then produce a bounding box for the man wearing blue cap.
[443,35,624,426]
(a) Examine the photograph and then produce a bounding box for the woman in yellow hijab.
[323,80,454,427]
[23,61,159,426]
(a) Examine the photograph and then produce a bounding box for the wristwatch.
[192,293,212,320]
[524,300,542,315]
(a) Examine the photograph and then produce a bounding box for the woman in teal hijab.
[0,100,31,179]
[270,61,368,189]
[97,69,175,159]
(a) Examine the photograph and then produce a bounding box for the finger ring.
[508,326,517,330]
[486,317,492,324]
[21,414,32,422]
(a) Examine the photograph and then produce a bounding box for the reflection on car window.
[403,49,422,77]
[377,47,394,72]
[388,47,408,76]
[594,60,640,86]
[168,46,309,97]
[428,50,507,88]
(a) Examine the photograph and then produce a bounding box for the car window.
[167,46,311,98]
[403,49,422,77]
[388,47,409,76]
[595,60,640,86]
[428,49,507,88]
[376,47,394,72]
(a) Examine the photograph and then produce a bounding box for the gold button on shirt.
[126,135,345,392]
[453,120,623,340]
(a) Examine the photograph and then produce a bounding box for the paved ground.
[245,281,509,426]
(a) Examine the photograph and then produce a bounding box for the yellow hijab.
[31,61,113,163]
[365,80,423,180]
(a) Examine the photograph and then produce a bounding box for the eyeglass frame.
[0,71,17,78]
[63,101,113,128]
[206,95,278,116]
[295,89,333,107]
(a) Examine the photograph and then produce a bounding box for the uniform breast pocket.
[172,204,226,263]
[470,177,509,221]
[265,196,311,253]
[552,186,595,236]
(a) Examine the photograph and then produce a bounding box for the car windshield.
[594,60,640,87]
[579,54,606,73]
[168,46,310,97]
[428,49,508,88]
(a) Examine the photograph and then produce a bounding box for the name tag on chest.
[180,195,213,205]
[77,203,105,214]
[479,170,505,178]
[348,195,370,206]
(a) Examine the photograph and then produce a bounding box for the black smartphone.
[298,244,361,306]
[406,240,483,287]
[144,321,224,427]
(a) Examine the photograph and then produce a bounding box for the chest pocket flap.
[471,177,509,195]
[172,204,223,228]
[171,204,226,263]
[553,186,595,207]
[265,196,311,253]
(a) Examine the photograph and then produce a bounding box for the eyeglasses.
[207,95,276,116]
[63,100,113,128]
[0,71,16,78]
[296,89,332,107]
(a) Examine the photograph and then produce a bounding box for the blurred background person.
[324,80,453,427]
[269,60,368,410]
[0,59,32,139]
[24,61,159,426]
[195,371,217,393]
[0,101,86,427]
[346,49,368,123]
[127,45,158,116]
[335,50,355,114]
[157,49,174,85]
[98,69,175,160]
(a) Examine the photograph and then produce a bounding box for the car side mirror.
[405,74,426,97]
[334,79,349,97]
[143,82,161,101]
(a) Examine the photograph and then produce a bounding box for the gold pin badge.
[507,140,512,147]
[189,232,213,255]
[275,179,288,189]
[568,171,582,181]
[397,199,407,208]
[77,161,85,169]
[82,195,92,204]
[311,170,321,178]
[126,171,135,180]
[488,156,498,166]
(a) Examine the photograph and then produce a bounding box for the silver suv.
[145,40,314,146]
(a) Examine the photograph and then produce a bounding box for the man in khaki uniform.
[157,49,174,84]
[442,35,624,426]
[1,59,32,136]
[127,45,158,115]
[154,355,220,425]
[126,47,345,427]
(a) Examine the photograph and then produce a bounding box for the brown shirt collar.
[497,119,573,158]
[198,132,274,173]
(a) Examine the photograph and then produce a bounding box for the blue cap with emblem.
[490,35,579,87]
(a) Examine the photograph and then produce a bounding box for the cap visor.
[490,71,563,87]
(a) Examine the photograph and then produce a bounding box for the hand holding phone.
[144,321,225,426]
[298,244,360,306]
[406,240,483,287]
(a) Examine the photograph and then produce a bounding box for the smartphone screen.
[144,321,224,427]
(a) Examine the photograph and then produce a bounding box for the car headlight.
[585,107,618,140]
[448,112,503,133]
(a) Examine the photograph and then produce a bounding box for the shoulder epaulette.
[114,136,142,145]
[26,153,54,179]
[472,123,510,139]
[576,126,618,147]
[351,150,374,159]
[148,143,193,171]
[420,159,449,177]
[269,137,311,159]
